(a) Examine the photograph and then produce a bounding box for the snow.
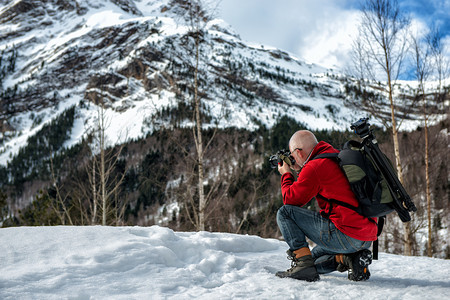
[1,226,449,299]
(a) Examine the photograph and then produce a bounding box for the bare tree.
[235,180,262,234]
[89,152,98,224]
[428,26,450,99]
[411,30,432,256]
[191,4,206,230]
[92,105,128,226]
[422,26,449,257]
[352,0,414,255]
[77,76,130,226]
[180,0,223,231]
[174,130,230,232]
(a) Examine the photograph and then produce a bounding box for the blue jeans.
[277,205,372,274]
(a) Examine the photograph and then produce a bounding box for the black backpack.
[313,140,395,219]
[311,120,416,259]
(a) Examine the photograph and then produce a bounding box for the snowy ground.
[1,226,449,300]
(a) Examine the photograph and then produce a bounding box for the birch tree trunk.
[91,157,97,224]
[425,112,431,257]
[185,0,224,231]
[193,30,206,231]
[100,107,106,226]
[354,0,413,255]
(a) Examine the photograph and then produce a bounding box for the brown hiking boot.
[276,249,320,282]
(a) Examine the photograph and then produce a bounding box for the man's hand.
[278,162,292,175]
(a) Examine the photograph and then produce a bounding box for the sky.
[218,0,450,73]
[1,226,449,299]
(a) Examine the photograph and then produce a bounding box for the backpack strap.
[314,150,382,260]
[316,193,360,214]
[313,153,361,215]
[313,153,340,160]
[318,193,381,260]
[372,216,385,260]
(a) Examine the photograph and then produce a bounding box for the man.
[276,130,377,282]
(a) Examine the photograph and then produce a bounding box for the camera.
[350,118,372,139]
[269,149,296,168]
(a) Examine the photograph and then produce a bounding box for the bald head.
[289,130,318,154]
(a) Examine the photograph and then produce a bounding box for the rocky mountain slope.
[1,0,430,166]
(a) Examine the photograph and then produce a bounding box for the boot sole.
[276,266,320,282]
[348,249,372,281]
[292,266,320,282]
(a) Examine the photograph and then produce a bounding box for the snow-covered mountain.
[0,0,428,166]
[1,225,449,299]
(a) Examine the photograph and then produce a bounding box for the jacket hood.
[304,141,338,165]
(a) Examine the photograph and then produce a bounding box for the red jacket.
[281,141,377,241]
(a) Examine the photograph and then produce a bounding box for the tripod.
[351,118,417,222]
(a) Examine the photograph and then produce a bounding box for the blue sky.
[218,0,450,78]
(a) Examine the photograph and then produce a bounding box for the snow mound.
[0,226,449,299]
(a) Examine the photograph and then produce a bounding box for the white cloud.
[409,18,430,38]
[218,0,360,70]
[297,9,360,69]
[218,0,450,74]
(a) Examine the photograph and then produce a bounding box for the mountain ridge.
[0,0,382,166]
